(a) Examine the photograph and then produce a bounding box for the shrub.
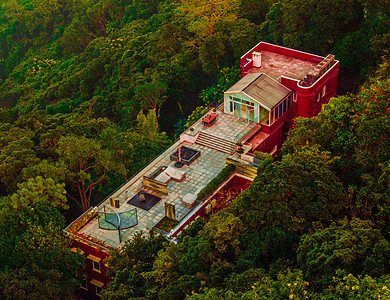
[185,106,209,128]
[197,163,236,201]
[254,151,272,161]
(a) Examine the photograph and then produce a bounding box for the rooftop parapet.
[302,54,336,86]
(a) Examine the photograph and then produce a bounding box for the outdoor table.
[202,112,218,127]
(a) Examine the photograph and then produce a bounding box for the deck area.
[71,106,257,249]
[186,105,256,143]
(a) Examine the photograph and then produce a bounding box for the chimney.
[252,51,262,68]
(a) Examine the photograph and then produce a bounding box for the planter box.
[153,216,180,234]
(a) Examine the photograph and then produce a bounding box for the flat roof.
[225,73,291,110]
[248,50,318,81]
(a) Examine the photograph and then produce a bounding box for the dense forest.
[0,0,389,298]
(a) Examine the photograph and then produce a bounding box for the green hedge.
[254,151,273,161]
[197,163,236,201]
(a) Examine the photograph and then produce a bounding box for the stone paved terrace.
[185,104,256,143]
[70,107,256,250]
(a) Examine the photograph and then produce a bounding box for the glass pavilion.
[224,73,291,125]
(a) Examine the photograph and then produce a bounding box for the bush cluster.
[197,163,236,201]
[254,151,272,161]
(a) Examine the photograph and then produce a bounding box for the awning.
[90,279,104,288]
[87,254,101,262]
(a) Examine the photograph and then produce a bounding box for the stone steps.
[195,132,236,154]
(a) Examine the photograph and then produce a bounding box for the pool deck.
[65,106,256,250]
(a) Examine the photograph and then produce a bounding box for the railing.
[97,205,138,243]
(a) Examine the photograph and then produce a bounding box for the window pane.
[279,103,283,116]
[93,261,100,271]
[96,286,102,296]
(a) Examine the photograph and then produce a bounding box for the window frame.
[93,260,101,273]
[80,278,88,291]
[87,254,102,273]
[95,285,102,297]
[90,279,104,297]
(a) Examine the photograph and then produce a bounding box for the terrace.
[65,105,259,250]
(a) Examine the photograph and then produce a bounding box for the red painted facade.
[71,239,110,299]
[240,41,339,154]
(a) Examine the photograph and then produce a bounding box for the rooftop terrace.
[65,106,257,250]
[248,50,318,82]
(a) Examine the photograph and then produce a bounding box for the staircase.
[195,132,236,154]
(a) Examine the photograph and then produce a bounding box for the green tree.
[262,0,364,55]
[200,67,240,106]
[177,0,240,39]
[134,82,167,122]
[236,145,348,234]
[188,269,311,300]
[297,218,390,289]
[0,177,83,298]
[322,270,390,300]
[0,135,40,193]
[57,135,124,211]
[103,231,167,299]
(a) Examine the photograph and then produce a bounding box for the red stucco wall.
[71,239,110,299]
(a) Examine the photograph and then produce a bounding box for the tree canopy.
[0,0,389,297]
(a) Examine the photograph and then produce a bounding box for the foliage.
[236,145,348,234]
[185,106,209,128]
[254,151,272,161]
[200,67,241,106]
[57,134,124,211]
[197,163,236,201]
[103,231,167,299]
[297,218,390,289]
[0,0,389,298]
[177,0,240,39]
[103,44,390,300]
[0,177,84,298]
[322,270,390,300]
[282,73,390,227]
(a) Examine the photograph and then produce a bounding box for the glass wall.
[224,93,259,123]
[269,95,291,125]
[224,93,291,125]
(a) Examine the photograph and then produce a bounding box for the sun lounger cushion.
[164,166,186,182]
[154,172,171,183]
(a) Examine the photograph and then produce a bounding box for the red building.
[65,41,339,299]
[65,208,112,299]
[229,41,339,154]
